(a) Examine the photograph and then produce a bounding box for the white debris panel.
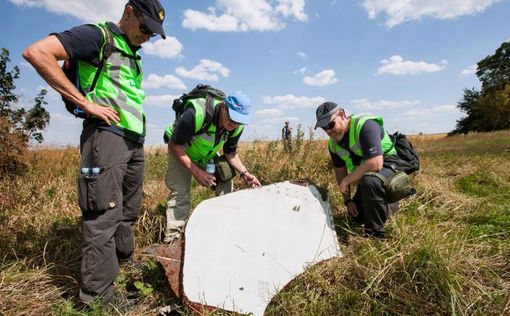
[183,181,342,316]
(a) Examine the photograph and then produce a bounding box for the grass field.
[1,130,509,315]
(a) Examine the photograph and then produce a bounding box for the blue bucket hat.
[225,91,251,125]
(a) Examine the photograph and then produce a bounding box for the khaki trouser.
[164,151,232,242]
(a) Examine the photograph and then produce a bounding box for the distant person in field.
[23,0,166,304]
[281,121,292,152]
[163,91,262,243]
[314,102,409,238]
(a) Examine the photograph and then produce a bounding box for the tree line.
[452,41,510,134]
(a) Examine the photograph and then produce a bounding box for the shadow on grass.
[332,210,364,245]
[0,216,82,301]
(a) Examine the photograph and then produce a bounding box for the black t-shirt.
[167,105,241,154]
[54,22,145,143]
[329,119,384,168]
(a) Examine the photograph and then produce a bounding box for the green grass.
[1,130,510,315]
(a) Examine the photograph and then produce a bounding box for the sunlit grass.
[1,129,510,315]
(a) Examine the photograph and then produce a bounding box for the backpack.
[386,132,420,174]
[61,24,114,118]
[172,84,225,135]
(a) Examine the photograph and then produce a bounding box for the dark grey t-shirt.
[329,119,384,168]
[165,105,241,154]
[54,22,145,143]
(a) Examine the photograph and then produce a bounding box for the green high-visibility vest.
[328,114,396,172]
[78,22,146,136]
[164,97,244,166]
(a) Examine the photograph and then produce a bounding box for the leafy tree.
[474,84,510,131]
[0,48,50,175]
[477,41,510,92]
[452,41,510,134]
[451,88,481,134]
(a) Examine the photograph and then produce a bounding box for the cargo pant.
[78,123,144,303]
[164,150,232,243]
[351,167,399,238]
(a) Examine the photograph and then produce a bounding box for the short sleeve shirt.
[330,119,384,168]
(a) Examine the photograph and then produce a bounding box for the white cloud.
[303,69,338,86]
[297,51,307,59]
[143,74,187,90]
[142,38,183,60]
[175,59,230,81]
[460,64,478,77]
[376,55,446,75]
[403,104,458,117]
[263,94,326,109]
[8,0,123,23]
[255,108,284,117]
[276,0,308,21]
[144,94,180,108]
[294,67,308,75]
[351,98,420,110]
[182,0,308,32]
[362,0,502,27]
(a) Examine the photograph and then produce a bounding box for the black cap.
[129,0,166,39]
[314,102,341,129]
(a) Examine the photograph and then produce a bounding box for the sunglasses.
[321,119,336,131]
[134,9,156,37]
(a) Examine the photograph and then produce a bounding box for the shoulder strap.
[195,95,215,135]
[90,23,114,92]
[384,132,397,155]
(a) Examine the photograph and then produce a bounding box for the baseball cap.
[314,102,341,129]
[129,0,166,39]
[225,91,251,125]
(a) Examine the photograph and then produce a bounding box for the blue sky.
[2,0,510,146]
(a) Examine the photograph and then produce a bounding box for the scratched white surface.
[183,181,342,316]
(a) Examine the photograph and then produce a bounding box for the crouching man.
[163,91,261,243]
[315,102,408,238]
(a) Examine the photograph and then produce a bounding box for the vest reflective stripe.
[329,114,396,172]
[164,97,244,166]
[328,139,355,172]
[79,22,145,136]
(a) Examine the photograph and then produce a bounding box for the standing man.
[315,102,405,238]
[163,91,261,243]
[281,120,292,152]
[23,0,166,304]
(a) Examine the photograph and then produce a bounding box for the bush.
[0,48,49,176]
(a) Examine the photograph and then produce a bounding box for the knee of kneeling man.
[359,175,381,188]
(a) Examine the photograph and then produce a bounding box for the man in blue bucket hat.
[163,89,261,243]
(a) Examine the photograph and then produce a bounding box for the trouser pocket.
[78,168,121,212]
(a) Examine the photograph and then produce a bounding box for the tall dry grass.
[0,129,509,315]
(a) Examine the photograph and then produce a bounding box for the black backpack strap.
[195,94,216,135]
[90,24,114,92]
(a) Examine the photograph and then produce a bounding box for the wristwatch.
[240,170,248,177]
